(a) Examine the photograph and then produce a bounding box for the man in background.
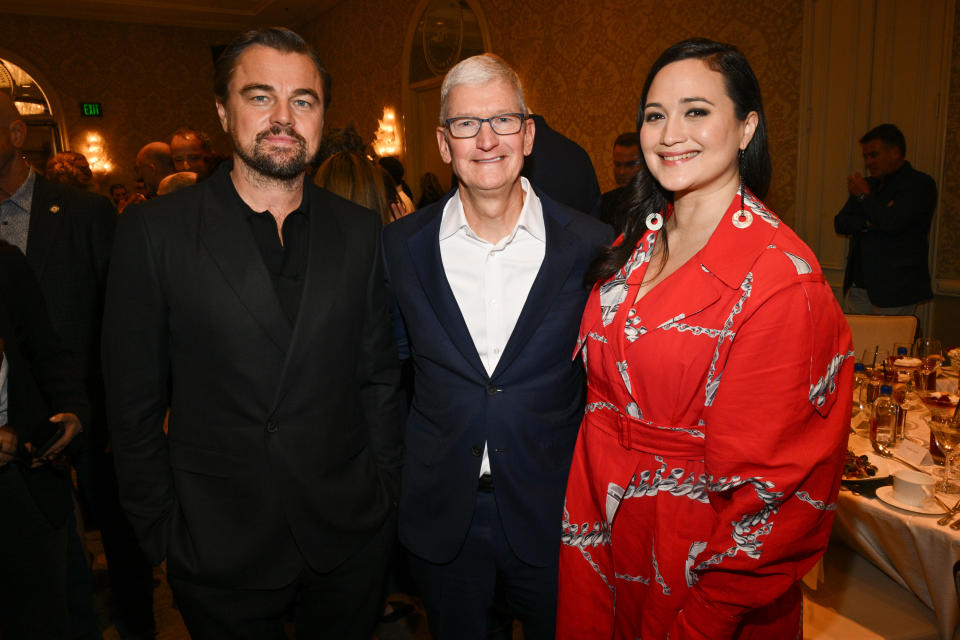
[597,131,643,232]
[522,112,601,215]
[109,183,128,208]
[170,126,218,180]
[134,141,174,199]
[834,123,937,315]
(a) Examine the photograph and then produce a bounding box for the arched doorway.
[0,57,61,172]
[401,0,490,201]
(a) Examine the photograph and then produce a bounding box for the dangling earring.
[732,148,753,229]
[645,212,663,231]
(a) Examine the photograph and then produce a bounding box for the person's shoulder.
[35,176,114,214]
[539,191,613,243]
[309,183,380,230]
[384,196,447,242]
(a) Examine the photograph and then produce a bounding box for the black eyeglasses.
[444,113,526,139]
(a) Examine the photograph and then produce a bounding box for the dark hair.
[316,126,367,165]
[860,123,906,156]
[109,183,126,192]
[587,38,772,285]
[614,132,641,149]
[378,156,405,183]
[214,27,331,110]
[170,126,214,152]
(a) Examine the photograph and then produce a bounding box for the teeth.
[666,152,698,161]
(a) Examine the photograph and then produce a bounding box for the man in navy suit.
[382,53,612,640]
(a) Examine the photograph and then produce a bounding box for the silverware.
[871,441,925,473]
[951,517,960,530]
[937,497,960,526]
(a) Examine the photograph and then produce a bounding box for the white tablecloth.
[834,414,960,640]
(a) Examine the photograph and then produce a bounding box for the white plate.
[842,453,891,482]
[875,486,945,515]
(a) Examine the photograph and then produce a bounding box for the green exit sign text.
[81,102,102,117]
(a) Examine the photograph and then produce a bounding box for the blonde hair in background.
[439,53,527,124]
[314,151,391,224]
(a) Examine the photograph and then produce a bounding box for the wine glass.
[914,337,943,392]
[927,414,960,493]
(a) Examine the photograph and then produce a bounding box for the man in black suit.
[598,131,643,232]
[0,240,89,639]
[522,114,601,215]
[0,91,131,638]
[834,123,937,315]
[383,54,612,640]
[102,28,405,639]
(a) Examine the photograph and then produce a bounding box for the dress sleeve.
[669,277,853,639]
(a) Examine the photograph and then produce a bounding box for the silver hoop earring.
[645,212,663,231]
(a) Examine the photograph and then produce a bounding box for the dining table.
[830,371,960,640]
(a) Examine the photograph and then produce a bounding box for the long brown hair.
[313,151,391,224]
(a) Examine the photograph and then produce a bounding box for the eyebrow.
[644,96,716,110]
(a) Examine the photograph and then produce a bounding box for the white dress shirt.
[439,177,546,477]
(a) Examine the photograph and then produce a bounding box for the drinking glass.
[914,338,943,391]
[927,414,960,493]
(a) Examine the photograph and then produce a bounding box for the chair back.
[844,314,918,356]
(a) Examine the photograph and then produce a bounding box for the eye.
[643,111,664,123]
[686,108,709,117]
[250,95,269,104]
[453,118,477,130]
[294,98,313,109]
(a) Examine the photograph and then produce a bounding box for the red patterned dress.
[557,192,853,639]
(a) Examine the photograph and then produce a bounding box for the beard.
[232,125,309,181]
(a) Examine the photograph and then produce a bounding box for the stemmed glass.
[927,414,960,493]
[914,337,943,392]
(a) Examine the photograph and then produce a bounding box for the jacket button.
[486,384,501,396]
[266,420,279,433]
[471,445,482,456]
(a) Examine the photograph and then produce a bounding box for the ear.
[9,120,27,150]
[739,111,759,150]
[215,100,229,133]
[436,126,452,164]
[522,116,536,157]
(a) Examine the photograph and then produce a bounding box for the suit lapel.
[407,203,487,378]
[492,198,578,377]
[25,176,62,278]
[198,180,292,355]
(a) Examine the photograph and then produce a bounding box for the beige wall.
[0,13,235,193]
[307,0,803,224]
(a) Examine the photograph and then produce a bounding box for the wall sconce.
[83,132,113,174]
[373,107,401,157]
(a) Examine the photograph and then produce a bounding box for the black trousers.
[0,465,69,640]
[408,490,559,640]
[168,516,393,640]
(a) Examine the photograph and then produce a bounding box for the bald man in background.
[135,141,175,198]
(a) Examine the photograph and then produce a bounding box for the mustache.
[256,125,307,146]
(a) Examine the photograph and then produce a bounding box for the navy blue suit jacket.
[383,188,612,566]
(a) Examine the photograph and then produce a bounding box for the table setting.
[830,338,960,639]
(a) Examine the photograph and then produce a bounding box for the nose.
[474,120,498,149]
[661,115,685,146]
[271,100,293,126]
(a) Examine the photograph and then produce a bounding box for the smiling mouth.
[661,151,699,163]
[475,156,505,164]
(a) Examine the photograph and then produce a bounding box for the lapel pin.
[49,205,60,214]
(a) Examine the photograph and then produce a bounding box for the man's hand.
[25,413,82,467]
[0,426,17,467]
[847,172,870,198]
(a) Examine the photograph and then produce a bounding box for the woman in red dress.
[557,39,853,639]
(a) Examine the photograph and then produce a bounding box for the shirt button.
[489,250,496,257]
[493,347,500,355]
[266,420,279,433]
[471,445,482,456]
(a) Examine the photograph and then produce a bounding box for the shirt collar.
[2,168,36,214]
[439,176,545,245]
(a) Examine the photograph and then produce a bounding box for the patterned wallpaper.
[307,0,803,225]
[938,1,960,282]
[0,13,235,193]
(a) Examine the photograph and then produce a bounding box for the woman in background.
[557,38,853,639]
[314,151,407,223]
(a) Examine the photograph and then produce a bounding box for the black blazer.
[834,161,937,307]
[26,175,115,449]
[102,166,405,589]
[383,188,613,566]
[522,114,602,215]
[0,240,89,526]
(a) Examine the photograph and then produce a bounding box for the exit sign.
[81,102,102,117]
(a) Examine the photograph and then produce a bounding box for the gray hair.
[439,53,527,124]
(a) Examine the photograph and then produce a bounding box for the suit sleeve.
[833,194,867,235]
[1,244,90,433]
[101,209,173,564]
[358,218,406,505]
[835,173,937,236]
[669,279,852,639]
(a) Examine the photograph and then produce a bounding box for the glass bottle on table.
[870,384,897,447]
[851,363,871,435]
